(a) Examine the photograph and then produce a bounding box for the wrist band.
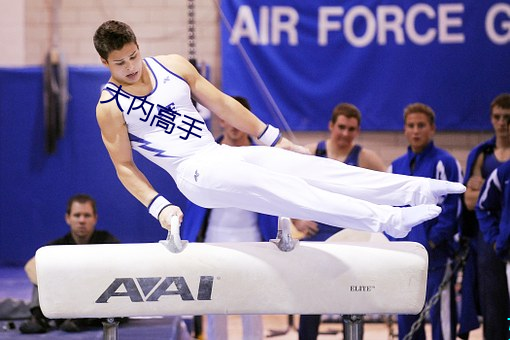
[148,194,172,220]
[258,124,282,146]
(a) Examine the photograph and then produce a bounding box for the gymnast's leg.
[229,145,464,206]
[177,153,440,238]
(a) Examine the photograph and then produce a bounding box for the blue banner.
[221,1,510,131]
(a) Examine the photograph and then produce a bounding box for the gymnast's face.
[404,112,435,154]
[101,42,143,85]
[329,115,360,148]
[65,201,98,244]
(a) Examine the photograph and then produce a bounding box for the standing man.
[296,103,386,340]
[460,93,510,340]
[181,96,278,340]
[19,194,120,334]
[388,103,462,340]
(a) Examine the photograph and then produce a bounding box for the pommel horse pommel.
[159,215,188,253]
[36,218,428,340]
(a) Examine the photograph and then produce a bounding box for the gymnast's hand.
[158,204,184,231]
[276,137,311,154]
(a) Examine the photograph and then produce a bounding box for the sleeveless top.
[482,152,504,179]
[100,57,215,175]
[315,140,362,166]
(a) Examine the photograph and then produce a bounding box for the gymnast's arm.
[96,97,183,230]
[160,54,309,153]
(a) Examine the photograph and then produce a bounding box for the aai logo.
[96,276,214,303]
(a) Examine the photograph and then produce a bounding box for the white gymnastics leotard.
[100,56,458,237]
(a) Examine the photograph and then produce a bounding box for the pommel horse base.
[35,219,428,340]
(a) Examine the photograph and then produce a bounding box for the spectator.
[387,103,462,340]
[296,102,385,340]
[19,194,120,334]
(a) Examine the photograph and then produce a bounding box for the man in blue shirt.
[388,103,462,340]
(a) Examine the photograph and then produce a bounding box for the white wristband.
[257,124,282,146]
[148,195,172,220]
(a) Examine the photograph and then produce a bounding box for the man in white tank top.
[93,20,466,241]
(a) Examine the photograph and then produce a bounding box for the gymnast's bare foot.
[385,204,442,238]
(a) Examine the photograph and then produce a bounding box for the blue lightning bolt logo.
[128,133,174,158]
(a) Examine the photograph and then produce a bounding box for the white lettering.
[271,6,299,45]
[318,4,466,47]
[438,3,465,43]
[406,4,436,45]
[377,5,405,45]
[318,7,344,46]
[344,6,377,47]
[485,3,510,45]
[230,6,259,45]
[259,7,269,45]
[229,6,298,46]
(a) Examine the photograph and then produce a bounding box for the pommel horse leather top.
[36,222,428,319]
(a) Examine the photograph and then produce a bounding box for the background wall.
[0,0,498,265]
[0,0,220,84]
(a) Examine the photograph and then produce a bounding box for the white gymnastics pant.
[172,144,437,234]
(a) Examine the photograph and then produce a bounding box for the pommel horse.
[36,217,428,339]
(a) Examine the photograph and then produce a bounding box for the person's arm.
[428,158,463,248]
[24,257,37,285]
[464,153,484,210]
[358,148,386,172]
[303,142,317,154]
[476,167,503,252]
[161,54,309,153]
[96,96,182,230]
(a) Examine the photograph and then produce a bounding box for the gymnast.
[93,20,465,239]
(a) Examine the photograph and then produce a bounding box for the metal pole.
[343,314,363,340]
[102,318,119,340]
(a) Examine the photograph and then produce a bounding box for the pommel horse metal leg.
[343,314,363,340]
[102,318,118,340]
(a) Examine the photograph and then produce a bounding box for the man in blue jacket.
[477,160,510,261]
[181,96,278,340]
[460,93,510,340]
[474,116,510,340]
[388,103,462,340]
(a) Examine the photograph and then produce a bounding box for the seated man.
[19,194,120,334]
